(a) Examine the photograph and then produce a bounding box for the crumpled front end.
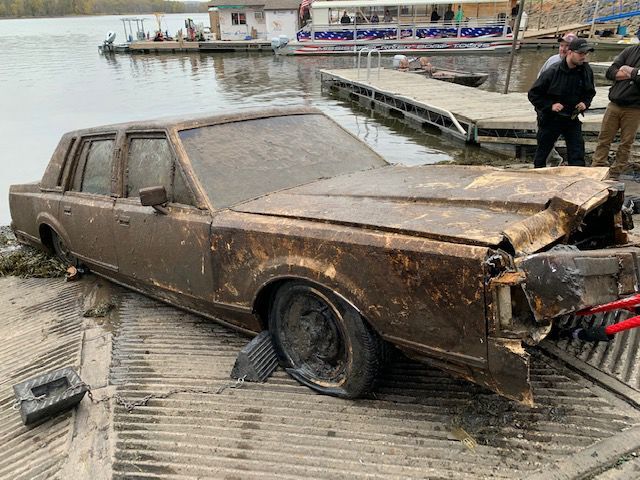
[483,178,639,405]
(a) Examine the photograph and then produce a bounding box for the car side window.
[127,138,172,198]
[173,168,193,206]
[126,136,195,206]
[71,139,115,195]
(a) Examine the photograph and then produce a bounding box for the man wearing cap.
[528,38,596,168]
[536,32,577,165]
[591,37,640,179]
[538,32,577,77]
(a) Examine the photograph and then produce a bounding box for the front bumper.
[486,246,640,405]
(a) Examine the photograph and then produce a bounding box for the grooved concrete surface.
[0,277,85,480]
[2,276,640,479]
[547,311,640,391]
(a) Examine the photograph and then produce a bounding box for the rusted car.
[9,107,640,405]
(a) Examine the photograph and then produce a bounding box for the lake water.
[0,14,619,224]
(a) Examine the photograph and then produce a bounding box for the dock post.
[503,0,527,94]
[589,0,600,39]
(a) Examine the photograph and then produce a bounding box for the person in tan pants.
[592,42,640,179]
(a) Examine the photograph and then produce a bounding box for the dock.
[101,39,273,54]
[320,68,613,155]
[523,37,634,51]
[591,61,613,75]
[521,22,591,40]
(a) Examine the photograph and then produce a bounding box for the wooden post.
[589,0,600,39]
[503,0,526,94]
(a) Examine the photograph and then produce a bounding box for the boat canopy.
[312,0,506,9]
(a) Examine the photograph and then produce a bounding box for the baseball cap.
[558,32,577,43]
[568,38,595,53]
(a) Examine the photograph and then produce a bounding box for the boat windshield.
[178,114,388,209]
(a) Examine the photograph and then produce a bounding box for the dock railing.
[356,48,381,82]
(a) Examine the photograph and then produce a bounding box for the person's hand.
[619,65,634,79]
[552,103,564,112]
[576,102,587,112]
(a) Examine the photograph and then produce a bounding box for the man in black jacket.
[591,42,640,179]
[528,38,596,168]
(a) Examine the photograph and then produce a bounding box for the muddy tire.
[269,282,381,398]
[51,231,75,266]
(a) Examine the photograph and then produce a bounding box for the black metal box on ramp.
[13,367,89,425]
[231,331,279,382]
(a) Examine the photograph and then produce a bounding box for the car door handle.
[63,206,72,216]
[117,215,130,226]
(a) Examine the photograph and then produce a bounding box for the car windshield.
[178,114,388,209]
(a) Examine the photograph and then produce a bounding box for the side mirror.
[139,186,169,214]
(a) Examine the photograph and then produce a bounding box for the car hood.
[231,165,616,255]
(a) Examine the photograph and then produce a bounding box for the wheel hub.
[281,294,346,380]
[298,308,340,361]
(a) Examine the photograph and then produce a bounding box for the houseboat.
[272,0,517,55]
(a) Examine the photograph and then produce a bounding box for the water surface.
[0,14,619,224]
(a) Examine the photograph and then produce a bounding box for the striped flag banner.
[300,0,312,18]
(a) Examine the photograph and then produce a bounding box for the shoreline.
[0,11,206,21]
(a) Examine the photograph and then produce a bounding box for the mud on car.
[10,107,640,404]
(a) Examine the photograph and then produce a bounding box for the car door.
[113,132,214,302]
[59,134,118,272]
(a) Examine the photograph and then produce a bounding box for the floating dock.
[320,68,612,155]
[591,61,613,75]
[521,22,591,40]
[100,39,272,54]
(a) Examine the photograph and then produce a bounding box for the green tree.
[0,0,206,17]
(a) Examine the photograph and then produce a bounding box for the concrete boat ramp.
[3,274,640,479]
[320,68,614,156]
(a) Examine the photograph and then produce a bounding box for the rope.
[605,315,640,335]
[568,294,640,342]
[576,293,640,316]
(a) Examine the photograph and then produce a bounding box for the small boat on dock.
[413,67,488,86]
[273,0,517,56]
[396,56,488,87]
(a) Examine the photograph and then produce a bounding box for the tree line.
[0,0,208,17]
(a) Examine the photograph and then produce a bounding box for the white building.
[209,0,301,41]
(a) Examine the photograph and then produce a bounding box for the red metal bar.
[576,293,640,316]
[605,315,640,335]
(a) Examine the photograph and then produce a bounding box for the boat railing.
[297,16,511,42]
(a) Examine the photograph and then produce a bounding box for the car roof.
[64,106,321,137]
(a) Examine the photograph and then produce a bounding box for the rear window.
[70,138,115,195]
[178,114,387,208]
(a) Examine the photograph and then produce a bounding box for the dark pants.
[533,113,585,168]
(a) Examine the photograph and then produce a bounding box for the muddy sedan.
[9,107,640,404]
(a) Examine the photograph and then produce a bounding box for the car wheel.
[51,231,75,266]
[269,282,381,398]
